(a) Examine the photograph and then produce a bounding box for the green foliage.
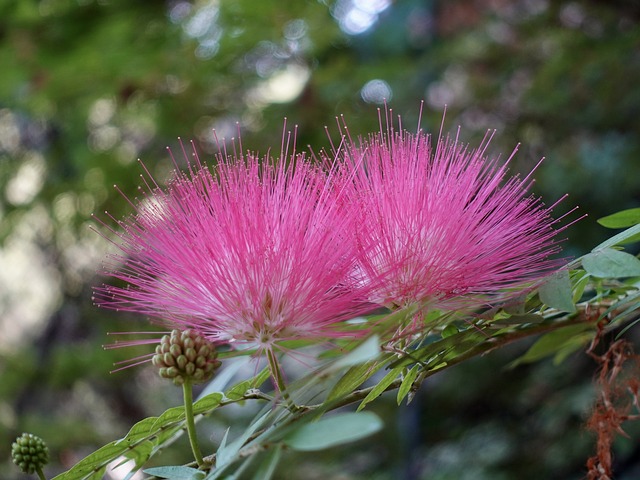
[582,248,640,278]
[598,208,640,228]
[539,270,576,313]
[144,466,205,480]
[283,412,383,451]
[508,324,595,368]
[3,0,640,477]
[44,241,640,478]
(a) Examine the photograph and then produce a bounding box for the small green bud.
[185,347,197,362]
[163,352,176,366]
[11,433,49,475]
[170,344,182,357]
[153,329,221,385]
[176,355,188,369]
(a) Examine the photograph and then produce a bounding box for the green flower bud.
[185,347,197,362]
[152,329,221,386]
[11,433,49,475]
[170,344,182,357]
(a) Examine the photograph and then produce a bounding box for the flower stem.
[182,379,205,468]
[36,466,46,480]
[266,348,297,410]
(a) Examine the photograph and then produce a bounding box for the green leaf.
[123,439,154,472]
[491,314,545,326]
[144,466,205,480]
[115,417,158,446]
[51,441,126,480]
[597,208,640,228]
[251,445,282,480]
[582,248,640,278]
[539,270,576,313]
[325,360,385,403]
[552,332,595,365]
[593,224,640,250]
[509,324,594,368]
[397,364,420,405]
[150,405,185,432]
[193,392,223,415]
[284,411,383,451]
[357,366,402,411]
[441,324,458,338]
[225,367,270,400]
[571,271,590,303]
[389,330,484,369]
[328,335,381,370]
[216,412,270,469]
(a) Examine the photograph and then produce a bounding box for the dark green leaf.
[284,412,383,451]
[389,330,485,369]
[357,366,402,411]
[539,270,576,313]
[397,364,420,405]
[509,324,594,368]
[325,360,385,403]
[492,314,545,326]
[582,248,640,278]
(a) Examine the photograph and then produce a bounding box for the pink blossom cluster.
[96,112,569,358]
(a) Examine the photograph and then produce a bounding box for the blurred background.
[1,0,639,478]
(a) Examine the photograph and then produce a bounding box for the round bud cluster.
[11,433,49,475]
[152,329,221,385]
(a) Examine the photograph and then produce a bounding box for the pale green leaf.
[144,466,205,479]
[593,224,640,250]
[251,445,282,480]
[284,412,383,451]
[582,248,640,278]
[217,412,270,469]
[539,270,576,312]
[328,335,381,370]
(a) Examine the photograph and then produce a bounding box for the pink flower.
[333,114,570,310]
[95,141,371,357]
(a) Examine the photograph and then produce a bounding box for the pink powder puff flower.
[332,111,576,311]
[94,138,373,374]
